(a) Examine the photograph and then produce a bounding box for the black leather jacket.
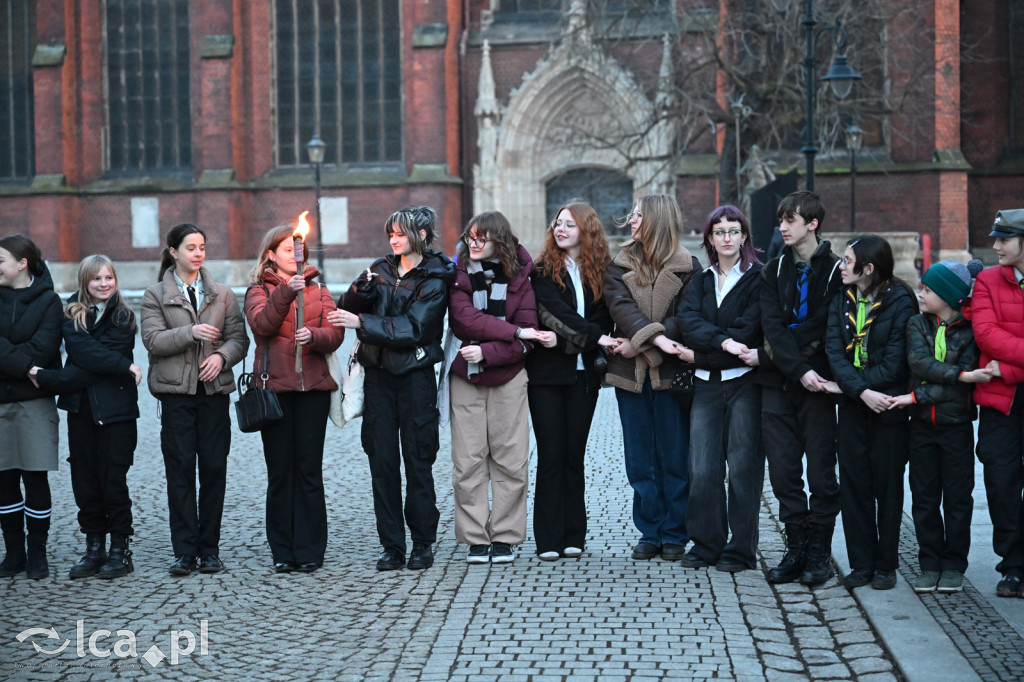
[339,250,454,376]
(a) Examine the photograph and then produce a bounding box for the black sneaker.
[871,570,897,590]
[631,542,661,560]
[376,548,405,571]
[407,543,434,570]
[490,542,516,564]
[844,568,874,588]
[169,555,196,576]
[996,574,1023,597]
[661,543,686,562]
[680,552,711,569]
[467,545,490,564]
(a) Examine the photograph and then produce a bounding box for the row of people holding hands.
[2,195,1023,602]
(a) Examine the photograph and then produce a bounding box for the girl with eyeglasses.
[674,205,764,572]
[0,234,63,580]
[32,255,142,580]
[442,211,554,564]
[331,206,454,572]
[603,195,702,562]
[825,234,917,590]
[526,201,617,561]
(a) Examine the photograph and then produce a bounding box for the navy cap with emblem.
[989,209,1024,238]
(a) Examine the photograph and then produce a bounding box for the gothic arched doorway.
[545,168,634,240]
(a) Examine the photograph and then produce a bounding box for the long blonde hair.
[249,225,295,284]
[622,195,684,287]
[66,255,136,333]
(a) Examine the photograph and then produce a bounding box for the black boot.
[800,525,834,586]
[767,523,808,584]
[25,532,49,580]
[69,534,107,579]
[0,510,26,577]
[98,535,133,580]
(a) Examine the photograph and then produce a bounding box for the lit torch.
[293,210,310,373]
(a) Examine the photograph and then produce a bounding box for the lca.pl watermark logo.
[15,619,209,668]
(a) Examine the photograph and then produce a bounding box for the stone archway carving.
[475,3,675,251]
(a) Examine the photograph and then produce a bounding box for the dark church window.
[274,0,402,167]
[0,0,34,180]
[545,168,634,240]
[104,0,192,173]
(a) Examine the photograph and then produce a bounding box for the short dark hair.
[384,206,437,255]
[777,190,826,234]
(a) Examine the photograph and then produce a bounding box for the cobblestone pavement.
[0,333,1014,680]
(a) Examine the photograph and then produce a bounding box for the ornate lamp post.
[844,123,864,232]
[306,134,326,283]
[772,0,862,191]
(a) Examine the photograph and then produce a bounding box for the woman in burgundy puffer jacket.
[245,225,344,574]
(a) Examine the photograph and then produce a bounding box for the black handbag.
[234,294,283,432]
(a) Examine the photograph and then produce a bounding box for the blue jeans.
[615,380,689,546]
[687,373,763,566]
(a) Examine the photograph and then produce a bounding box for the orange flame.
[293,211,311,240]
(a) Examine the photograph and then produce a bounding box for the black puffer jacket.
[905,311,979,425]
[826,281,917,403]
[339,250,454,376]
[758,240,843,388]
[0,264,63,403]
[35,291,140,425]
[678,264,763,370]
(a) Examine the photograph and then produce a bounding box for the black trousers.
[159,392,230,557]
[761,386,840,528]
[361,367,439,553]
[908,419,974,573]
[67,399,136,536]
[978,397,1024,575]
[528,374,598,554]
[837,399,909,572]
[260,390,330,564]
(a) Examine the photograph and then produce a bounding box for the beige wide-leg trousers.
[450,370,530,545]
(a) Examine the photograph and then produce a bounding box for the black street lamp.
[845,123,864,232]
[306,134,326,283]
[773,0,862,191]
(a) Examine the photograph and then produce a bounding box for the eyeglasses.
[712,229,743,239]
[628,212,642,222]
[462,234,489,248]
[841,256,857,267]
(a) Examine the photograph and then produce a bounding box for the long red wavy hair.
[535,201,611,302]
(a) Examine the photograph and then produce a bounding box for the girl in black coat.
[825,235,917,591]
[0,234,63,580]
[676,205,763,572]
[331,206,454,572]
[526,201,616,560]
[33,255,142,580]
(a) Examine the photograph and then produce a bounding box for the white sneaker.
[538,551,560,561]
[563,547,583,557]
[490,542,516,563]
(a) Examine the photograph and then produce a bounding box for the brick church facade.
[0,1,1020,285]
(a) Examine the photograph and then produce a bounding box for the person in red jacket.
[245,225,345,574]
[441,211,553,564]
[972,208,1024,598]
